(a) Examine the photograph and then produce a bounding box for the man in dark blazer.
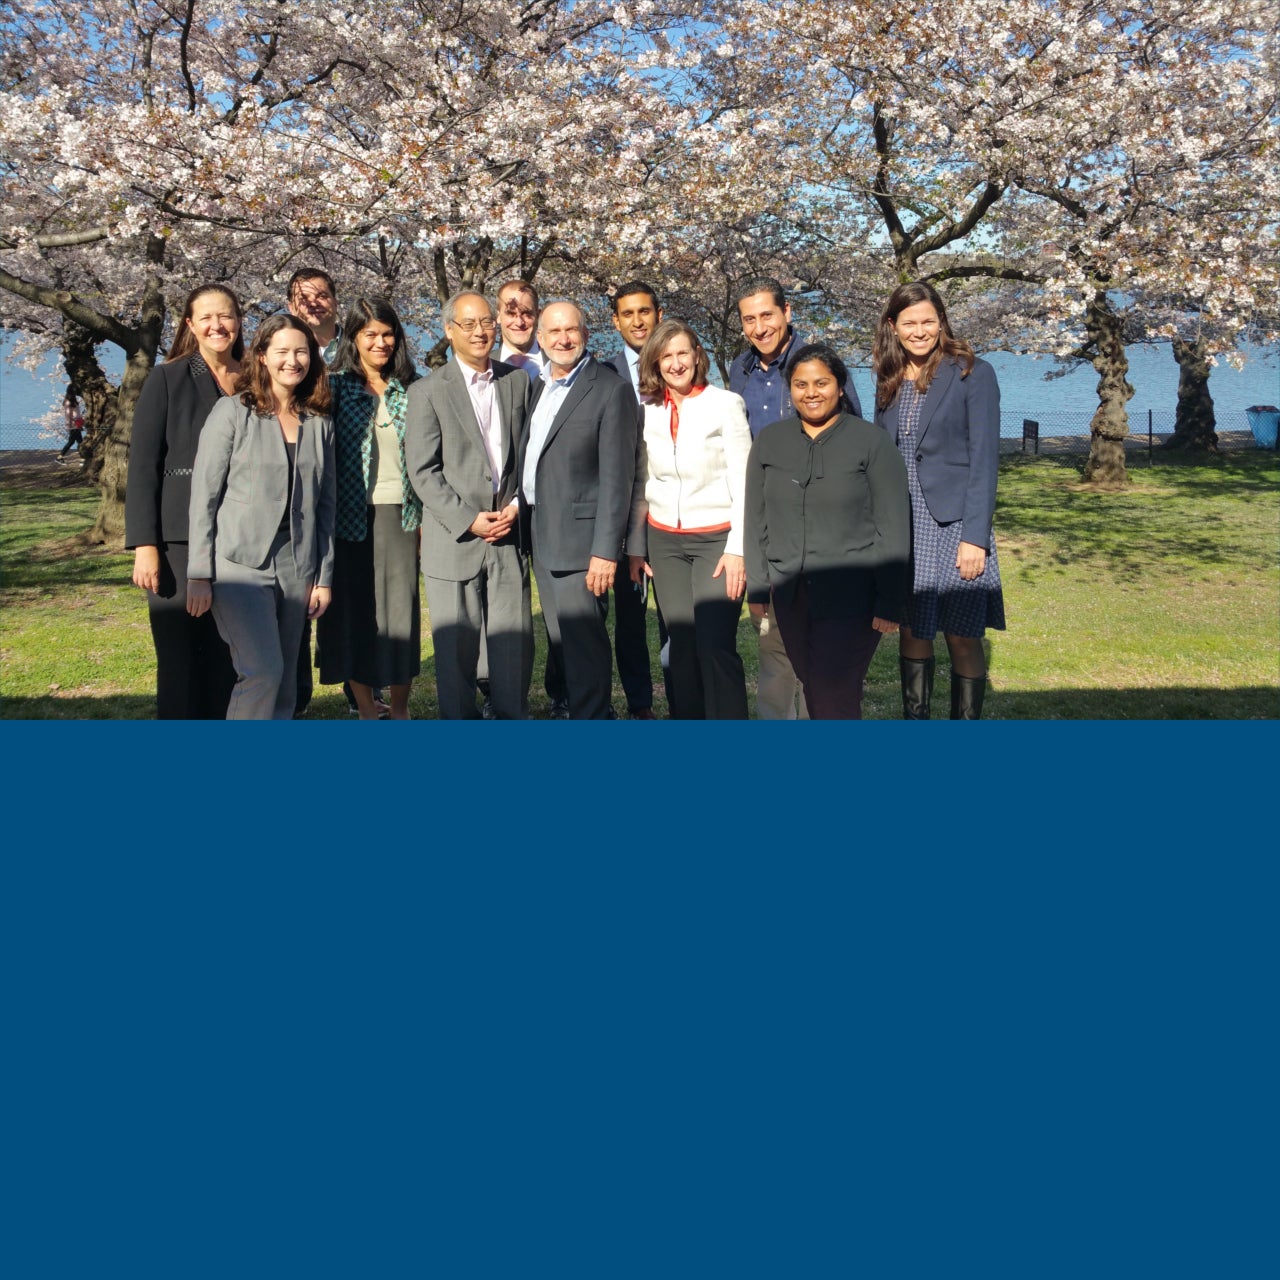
[518,300,638,720]
[405,291,533,719]
[601,279,672,716]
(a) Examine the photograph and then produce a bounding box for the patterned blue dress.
[896,380,1006,640]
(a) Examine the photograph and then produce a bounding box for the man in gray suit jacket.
[518,300,638,720]
[405,291,534,719]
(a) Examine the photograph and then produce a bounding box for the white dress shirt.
[462,363,502,497]
[499,342,545,382]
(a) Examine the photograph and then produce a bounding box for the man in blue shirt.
[729,276,863,721]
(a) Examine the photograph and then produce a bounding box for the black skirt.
[317,505,421,687]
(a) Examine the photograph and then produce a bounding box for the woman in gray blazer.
[187,314,337,720]
[873,282,1007,720]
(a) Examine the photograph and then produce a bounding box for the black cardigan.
[744,413,911,622]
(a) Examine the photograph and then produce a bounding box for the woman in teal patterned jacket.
[318,297,423,719]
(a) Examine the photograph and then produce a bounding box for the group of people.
[123,267,1005,721]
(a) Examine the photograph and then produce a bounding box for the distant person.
[745,344,909,719]
[628,319,750,719]
[406,290,533,719]
[319,297,422,720]
[57,387,84,463]
[187,315,336,720]
[872,281,1006,719]
[124,283,240,719]
[730,276,862,720]
[518,300,638,719]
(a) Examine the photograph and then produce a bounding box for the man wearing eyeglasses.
[405,291,534,718]
[518,300,638,719]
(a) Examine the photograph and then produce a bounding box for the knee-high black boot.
[950,672,987,720]
[900,656,935,720]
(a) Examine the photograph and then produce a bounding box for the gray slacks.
[423,539,532,720]
[212,530,313,720]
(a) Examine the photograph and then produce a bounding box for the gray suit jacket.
[404,357,530,581]
[517,357,639,573]
[188,396,337,585]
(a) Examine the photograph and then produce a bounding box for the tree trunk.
[1082,293,1132,486]
[61,322,119,486]
[89,235,167,547]
[1163,336,1219,453]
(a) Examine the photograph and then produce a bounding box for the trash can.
[1245,405,1279,448]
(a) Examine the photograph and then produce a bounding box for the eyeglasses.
[451,318,497,333]
[502,305,536,320]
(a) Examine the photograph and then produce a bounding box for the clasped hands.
[469,503,518,545]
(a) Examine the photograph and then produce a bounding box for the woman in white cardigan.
[627,320,752,719]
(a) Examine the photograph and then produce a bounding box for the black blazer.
[124,356,223,548]
[517,357,638,573]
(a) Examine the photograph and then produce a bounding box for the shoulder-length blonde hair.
[638,319,711,401]
[235,314,332,416]
[871,281,974,411]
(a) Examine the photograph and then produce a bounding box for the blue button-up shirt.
[728,328,862,437]
[522,355,589,506]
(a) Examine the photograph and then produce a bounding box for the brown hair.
[497,279,540,311]
[235,314,332,416]
[638,319,711,400]
[871,281,974,411]
[167,285,246,363]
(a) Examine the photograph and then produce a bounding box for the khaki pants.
[751,603,809,721]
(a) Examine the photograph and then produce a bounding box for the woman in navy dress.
[872,282,1006,720]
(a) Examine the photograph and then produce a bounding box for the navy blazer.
[517,357,638,573]
[125,355,223,548]
[876,356,1000,550]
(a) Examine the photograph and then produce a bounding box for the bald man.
[517,301,639,719]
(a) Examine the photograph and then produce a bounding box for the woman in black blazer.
[124,284,242,718]
[872,282,1006,720]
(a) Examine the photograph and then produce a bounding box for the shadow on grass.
[4,684,1275,721]
[996,452,1280,586]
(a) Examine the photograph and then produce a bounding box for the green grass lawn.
[2,450,1277,719]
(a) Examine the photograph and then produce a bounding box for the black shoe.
[481,697,495,720]
[550,698,570,720]
[628,706,656,720]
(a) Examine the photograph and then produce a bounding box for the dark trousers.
[772,580,883,720]
[533,549,614,720]
[646,526,747,720]
[145,541,236,720]
[542,555,665,710]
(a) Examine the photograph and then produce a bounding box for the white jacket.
[626,385,753,558]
